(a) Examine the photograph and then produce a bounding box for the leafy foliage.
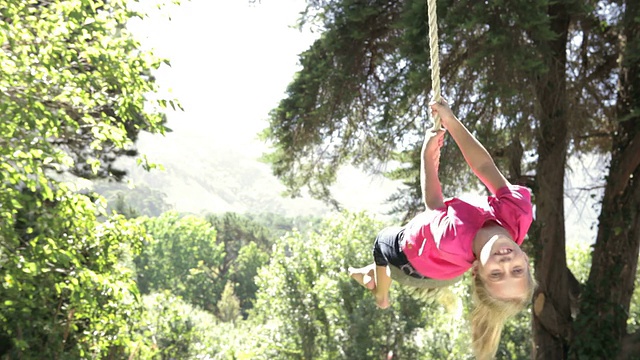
[136,211,281,318]
[136,212,224,313]
[262,0,615,215]
[0,0,175,357]
[93,182,172,218]
[125,210,547,359]
[217,282,242,323]
[206,212,290,316]
[250,211,534,359]
[261,0,640,358]
[0,0,171,182]
[0,188,145,358]
[253,211,409,359]
[231,241,269,317]
[246,212,324,240]
[2,0,637,358]
[134,291,206,359]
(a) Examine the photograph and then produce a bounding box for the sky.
[125,0,400,217]
[129,0,318,150]
[125,0,601,243]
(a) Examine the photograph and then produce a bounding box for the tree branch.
[574,185,606,192]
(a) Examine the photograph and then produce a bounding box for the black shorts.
[372,226,427,279]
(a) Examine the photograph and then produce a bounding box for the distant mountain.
[90,122,599,246]
[104,129,334,217]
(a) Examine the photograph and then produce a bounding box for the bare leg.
[373,265,392,309]
[348,264,376,290]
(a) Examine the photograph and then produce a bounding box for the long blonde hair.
[470,271,537,360]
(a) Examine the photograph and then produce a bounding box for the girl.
[349,100,536,360]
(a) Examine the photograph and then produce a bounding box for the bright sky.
[126,0,399,217]
[126,0,600,242]
[129,0,317,149]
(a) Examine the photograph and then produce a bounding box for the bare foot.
[374,294,390,309]
[348,265,375,290]
[376,299,391,309]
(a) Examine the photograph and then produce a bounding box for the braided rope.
[427,0,442,130]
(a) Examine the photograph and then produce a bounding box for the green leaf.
[22,262,37,274]
[10,198,23,209]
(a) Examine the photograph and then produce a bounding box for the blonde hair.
[470,270,537,360]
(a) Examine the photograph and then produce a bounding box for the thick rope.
[427,0,442,130]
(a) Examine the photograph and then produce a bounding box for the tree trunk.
[530,2,573,359]
[571,0,640,358]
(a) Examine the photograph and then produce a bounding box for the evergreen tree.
[260,0,639,357]
[136,212,225,312]
[570,0,640,358]
[218,282,242,323]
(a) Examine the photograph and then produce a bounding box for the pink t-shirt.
[401,185,533,280]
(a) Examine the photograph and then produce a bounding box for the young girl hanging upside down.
[349,100,536,360]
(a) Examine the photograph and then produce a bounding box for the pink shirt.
[401,185,533,280]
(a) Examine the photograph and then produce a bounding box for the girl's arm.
[421,129,446,210]
[430,100,509,194]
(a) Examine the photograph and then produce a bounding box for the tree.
[0,0,177,356]
[260,0,638,357]
[251,212,436,359]
[206,212,277,315]
[137,212,287,318]
[231,241,269,317]
[246,212,324,239]
[250,211,539,359]
[135,291,217,359]
[570,1,640,358]
[136,212,225,312]
[0,0,173,183]
[0,189,147,358]
[93,182,172,218]
[206,212,273,275]
[218,282,241,323]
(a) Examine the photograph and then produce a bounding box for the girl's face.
[473,235,530,300]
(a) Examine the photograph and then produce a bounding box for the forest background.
[0,0,638,359]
